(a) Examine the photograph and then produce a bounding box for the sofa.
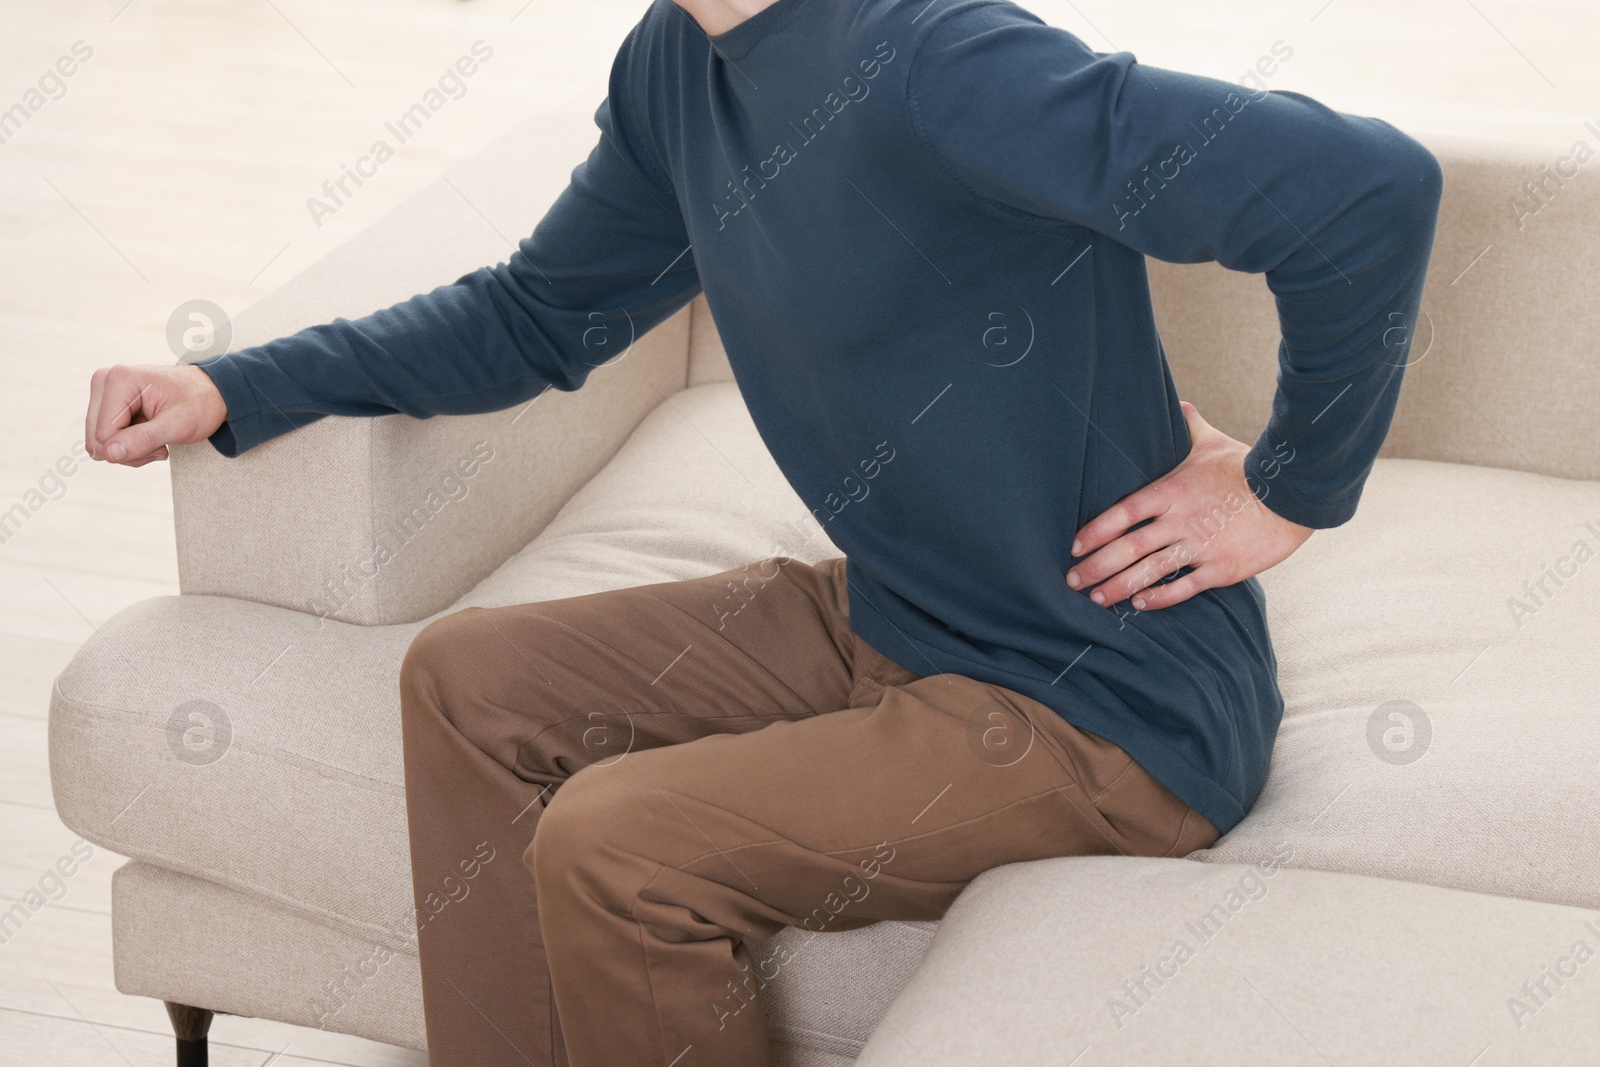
[49,102,1600,1065]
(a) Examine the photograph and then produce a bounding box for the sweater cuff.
[1243,435,1363,530]
[193,355,261,458]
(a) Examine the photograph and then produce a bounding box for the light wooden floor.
[1,0,1595,1063]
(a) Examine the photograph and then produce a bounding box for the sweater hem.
[846,601,1254,836]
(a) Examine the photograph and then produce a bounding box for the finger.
[94,370,150,458]
[1087,541,1195,607]
[1066,519,1175,591]
[1130,566,1216,612]
[85,368,108,460]
[1072,484,1169,557]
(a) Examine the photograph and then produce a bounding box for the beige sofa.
[50,105,1600,1065]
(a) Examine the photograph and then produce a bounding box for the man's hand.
[85,364,228,466]
[1065,401,1312,612]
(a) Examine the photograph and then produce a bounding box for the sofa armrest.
[1151,131,1600,482]
[170,112,692,626]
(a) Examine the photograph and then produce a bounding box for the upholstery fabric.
[113,862,430,1050]
[1193,458,1600,909]
[855,856,1600,1065]
[688,295,734,387]
[112,859,910,1060]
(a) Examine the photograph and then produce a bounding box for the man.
[83,0,1442,1063]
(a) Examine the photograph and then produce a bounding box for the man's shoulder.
[632,0,716,57]
[612,0,708,89]
[901,0,1089,77]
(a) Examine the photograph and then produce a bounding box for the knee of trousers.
[399,607,529,760]
[525,761,666,908]
[400,607,484,710]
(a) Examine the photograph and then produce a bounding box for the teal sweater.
[198,0,1443,833]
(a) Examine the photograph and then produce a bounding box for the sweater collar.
[708,0,814,61]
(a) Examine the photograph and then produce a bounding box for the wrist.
[182,363,229,436]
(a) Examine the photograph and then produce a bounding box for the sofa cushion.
[1195,459,1600,910]
[856,855,1600,1066]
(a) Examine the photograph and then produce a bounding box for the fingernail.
[1090,591,1104,605]
[1132,597,1146,610]
[1071,539,1083,555]
[108,442,125,461]
[1066,571,1080,589]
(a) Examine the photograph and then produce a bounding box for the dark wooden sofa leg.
[164,1002,214,1067]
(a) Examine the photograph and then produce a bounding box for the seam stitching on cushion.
[53,684,404,792]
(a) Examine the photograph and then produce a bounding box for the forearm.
[196,86,702,458]
[1243,124,1443,528]
[194,255,658,457]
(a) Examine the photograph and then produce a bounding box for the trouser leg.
[402,552,1218,1066]
[401,623,569,1067]
[530,659,1220,1066]
[399,556,873,1066]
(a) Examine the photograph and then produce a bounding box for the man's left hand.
[1065,401,1313,611]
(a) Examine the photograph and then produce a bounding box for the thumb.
[1178,399,1212,436]
[105,417,173,464]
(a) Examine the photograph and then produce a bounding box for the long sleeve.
[196,42,700,457]
[906,3,1443,528]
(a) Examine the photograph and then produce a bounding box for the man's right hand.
[85,364,229,466]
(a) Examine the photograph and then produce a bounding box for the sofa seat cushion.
[857,855,1600,1066]
[1196,459,1600,910]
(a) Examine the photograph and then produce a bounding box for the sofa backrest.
[686,132,1600,482]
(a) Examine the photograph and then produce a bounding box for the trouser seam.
[1088,758,1136,805]
[616,859,676,1066]
[1032,712,1200,854]
[1162,807,1195,858]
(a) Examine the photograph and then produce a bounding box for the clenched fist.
[85,364,228,466]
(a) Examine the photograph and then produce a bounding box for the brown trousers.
[398,556,1218,1067]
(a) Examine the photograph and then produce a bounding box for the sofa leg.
[164,1002,214,1067]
